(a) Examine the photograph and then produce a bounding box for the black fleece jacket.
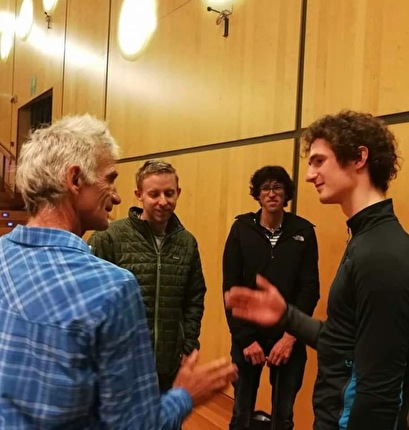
[223,210,320,350]
[283,199,409,430]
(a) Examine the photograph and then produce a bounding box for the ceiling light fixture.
[117,0,157,60]
[16,0,34,40]
[42,0,58,13]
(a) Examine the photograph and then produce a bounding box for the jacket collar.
[346,198,397,237]
[236,210,314,237]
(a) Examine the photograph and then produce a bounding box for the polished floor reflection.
[184,393,233,430]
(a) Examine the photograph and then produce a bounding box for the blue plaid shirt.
[0,225,192,429]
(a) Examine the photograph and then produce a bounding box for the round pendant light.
[43,0,59,13]
[117,0,157,60]
[16,0,34,40]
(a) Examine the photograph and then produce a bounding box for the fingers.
[212,361,238,382]
[231,307,251,321]
[224,291,231,308]
[227,292,256,320]
[225,285,264,306]
[225,276,277,307]
[268,348,291,366]
[243,342,265,365]
[203,356,229,371]
[225,279,286,327]
[256,274,274,291]
[270,356,284,366]
[268,355,283,366]
[183,349,199,368]
[250,356,263,365]
[178,357,238,406]
[247,354,265,366]
[201,359,238,390]
[225,287,253,307]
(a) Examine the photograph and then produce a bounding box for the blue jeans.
[229,339,307,430]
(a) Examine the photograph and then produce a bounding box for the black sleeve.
[222,222,257,350]
[283,304,323,349]
[347,251,409,430]
[293,226,320,316]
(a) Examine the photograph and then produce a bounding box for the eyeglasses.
[260,184,284,194]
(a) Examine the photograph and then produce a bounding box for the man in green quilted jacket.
[88,159,206,392]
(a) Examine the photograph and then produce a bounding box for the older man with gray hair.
[0,114,236,429]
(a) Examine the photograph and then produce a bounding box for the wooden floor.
[184,393,409,430]
[184,393,233,430]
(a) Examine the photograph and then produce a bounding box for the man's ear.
[67,165,82,193]
[134,188,142,201]
[355,146,369,170]
[177,187,181,198]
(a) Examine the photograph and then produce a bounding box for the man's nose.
[305,166,317,183]
[112,190,121,205]
[158,194,168,205]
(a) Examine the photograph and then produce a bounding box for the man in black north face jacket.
[223,165,320,430]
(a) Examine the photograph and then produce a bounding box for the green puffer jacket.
[88,206,206,377]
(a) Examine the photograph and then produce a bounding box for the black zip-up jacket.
[223,210,320,350]
[283,199,409,430]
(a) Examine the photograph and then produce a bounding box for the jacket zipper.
[149,231,162,360]
[154,252,161,358]
[338,360,354,429]
[149,228,180,361]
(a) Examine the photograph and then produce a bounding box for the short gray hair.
[16,114,119,215]
[136,159,179,190]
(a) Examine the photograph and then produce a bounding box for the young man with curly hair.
[225,110,409,430]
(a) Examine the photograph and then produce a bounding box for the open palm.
[224,274,287,327]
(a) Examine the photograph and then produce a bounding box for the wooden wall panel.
[388,123,409,232]
[0,0,16,152]
[62,0,110,117]
[0,64,13,152]
[13,0,66,116]
[107,0,301,158]
[302,0,409,126]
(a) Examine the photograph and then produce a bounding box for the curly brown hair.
[249,165,294,207]
[301,110,400,192]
